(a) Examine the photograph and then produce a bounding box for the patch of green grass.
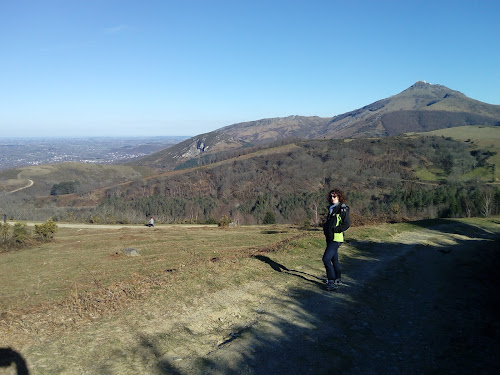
[347,222,421,242]
[422,126,500,181]
[414,167,443,181]
[463,165,494,181]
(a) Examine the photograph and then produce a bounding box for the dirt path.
[3,221,499,374]
[4,179,33,194]
[167,222,500,374]
[22,222,218,229]
[165,225,500,375]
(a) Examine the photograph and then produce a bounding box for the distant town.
[0,136,188,170]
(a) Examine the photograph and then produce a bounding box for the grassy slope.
[1,217,499,374]
[0,225,299,311]
[420,125,500,181]
[0,162,155,196]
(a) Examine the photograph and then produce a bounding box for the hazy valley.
[0,136,188,171]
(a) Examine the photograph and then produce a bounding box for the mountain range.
[3,80,500,224]
[134,81,500,171]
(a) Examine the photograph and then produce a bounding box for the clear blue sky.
[1,0,499,137]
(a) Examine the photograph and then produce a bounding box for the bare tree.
[481,190,493,217]
[464,199,473,218]
[311,201,320,226]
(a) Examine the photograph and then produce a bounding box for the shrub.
[34,218,58,241]
[0,222,11,243]
[50,181,79,195]
[13,222,30,244]
[263,211,276,225]
[218,215,231,228]
[88,216,101,224]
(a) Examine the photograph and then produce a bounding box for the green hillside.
[417,126,500,181]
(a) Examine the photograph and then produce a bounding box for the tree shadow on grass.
[131,219,500,374]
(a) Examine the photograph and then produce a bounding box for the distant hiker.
[147,217,155,227]
[3,214,6,223]
[322,188,351,291]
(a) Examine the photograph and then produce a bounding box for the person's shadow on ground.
[253,255,324,287]
[0,347,30,375]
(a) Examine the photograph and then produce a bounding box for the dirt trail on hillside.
[3,179,33,194]
[3,221,499,375]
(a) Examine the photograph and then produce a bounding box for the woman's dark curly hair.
[327,188,346,204]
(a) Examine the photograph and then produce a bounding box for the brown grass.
[0,224,305,347]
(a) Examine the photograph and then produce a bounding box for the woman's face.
[330,193,339,204]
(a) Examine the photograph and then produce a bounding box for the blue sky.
[1,0,499,137]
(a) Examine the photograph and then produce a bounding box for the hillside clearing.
[422,125,500,181]
[1,218,499,374]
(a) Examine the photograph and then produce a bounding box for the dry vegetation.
[0,224,304,342]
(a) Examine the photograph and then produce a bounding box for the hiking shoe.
[334,278,343,286]
[326,280,338,291]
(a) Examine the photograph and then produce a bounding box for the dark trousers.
[322,240,342,281]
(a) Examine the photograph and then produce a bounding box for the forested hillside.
[39,133,498,225]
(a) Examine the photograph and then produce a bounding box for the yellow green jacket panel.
[323,203,351,242]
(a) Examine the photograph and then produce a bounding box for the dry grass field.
[0,224,300,312]
[1,218,499,374]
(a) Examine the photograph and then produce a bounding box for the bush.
[0,223,11,243]
[34,218,58,241]
[0,220,58,251]
[88,216,101,224]
[218,215,231,228]
[13,222,30,244]
[50,181,79,195]
[263,211,276,225]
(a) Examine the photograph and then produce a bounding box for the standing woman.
[322,188,351,291]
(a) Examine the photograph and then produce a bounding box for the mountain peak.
[410,80,432,89]
[402,81,466,99]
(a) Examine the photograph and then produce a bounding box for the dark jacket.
[323,203,351,242]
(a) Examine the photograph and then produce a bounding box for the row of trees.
[88,183,499,226]
[357,184,499,219]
